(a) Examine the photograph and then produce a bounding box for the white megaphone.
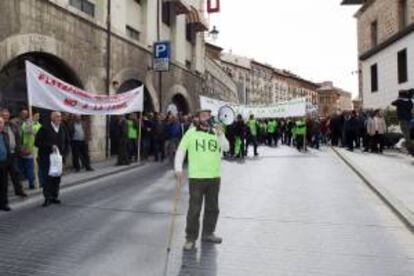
[217,105,235,126]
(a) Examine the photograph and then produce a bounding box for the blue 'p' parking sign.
[153,41,170,72]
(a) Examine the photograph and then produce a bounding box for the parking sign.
[153,41,170,72]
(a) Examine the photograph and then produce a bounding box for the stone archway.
[170,94,190,115]
[0,52,83,117]
[165,84,194,115]
[117,79,155,113]
[112,68,159,113]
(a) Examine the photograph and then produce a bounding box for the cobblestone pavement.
[0,146,413,276]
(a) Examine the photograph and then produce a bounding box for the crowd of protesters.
[1,89,412,212]
[0,108,95,211]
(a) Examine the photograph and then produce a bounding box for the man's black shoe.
[86,167,94,172]
[51,199,61,204]
[0,206,11,212]
[42,200,51,207]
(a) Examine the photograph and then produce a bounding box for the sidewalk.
[9,158,144,204]
[332,147,414,231]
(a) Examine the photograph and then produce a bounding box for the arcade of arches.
[0,53,193,160]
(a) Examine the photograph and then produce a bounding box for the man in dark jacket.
[1,108,26,197]
[392,90,413,144]
[0,117,12,211]
[116,115,130,166]
[344,111,358,151]
[233,115,246,159]
[35,111,68,207]
[153,114,166,162]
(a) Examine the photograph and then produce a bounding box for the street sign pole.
[153,41,171,113]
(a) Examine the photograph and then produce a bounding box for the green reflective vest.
[178,128,222,179]
[247,119,258,136]
[127,120,138,139]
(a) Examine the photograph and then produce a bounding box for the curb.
[331,147,414,233]
[10,162,145,205]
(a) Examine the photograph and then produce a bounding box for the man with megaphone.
[174,109,229,251]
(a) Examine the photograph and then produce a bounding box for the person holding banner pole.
[19,111,42,190]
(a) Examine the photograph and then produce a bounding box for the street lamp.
[209,25,219,40]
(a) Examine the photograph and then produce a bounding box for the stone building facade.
[317,81,353,118]
[220,52,252,104]
[0,0,235,160]
[272,70,290,103]
[342,0,414,108]
[250,60,274,105]
[218,52,320,107]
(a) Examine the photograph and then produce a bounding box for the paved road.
[0,146,413,276]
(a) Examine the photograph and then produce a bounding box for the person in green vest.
[175,109,229,251]
[293,119,306,152]
[127,113,139,162]
[245,114,259,156]
[259,120,267,145]
[19,112,42,189]
[267,119,277,147]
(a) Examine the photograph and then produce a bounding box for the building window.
[186,24,196,44]
[399,0,409,30]
[398,49,408,84]
[162,2,173,26]
[371,64,378,93]
[185,60,192,70]
[371,20,378,47]
[69,0,95,17]
[126,25,140,41]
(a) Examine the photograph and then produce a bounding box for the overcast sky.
[208,0,360,98]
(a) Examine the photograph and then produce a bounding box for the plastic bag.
[49,148,63,177]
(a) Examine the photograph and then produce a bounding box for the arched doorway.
[117,79,154,113]
[170,94,190,115]
[109,79,155,156]
[0,52,83,117]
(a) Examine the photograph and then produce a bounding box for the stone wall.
[357,0,414,55]
[0,0,221,160]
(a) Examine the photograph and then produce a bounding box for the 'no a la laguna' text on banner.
[25,61,144,115]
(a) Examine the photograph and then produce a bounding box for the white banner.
[26,61,144,115]
[200,96,307,118]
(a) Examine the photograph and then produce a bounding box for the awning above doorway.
[163,0,191,15]
[186,6,209,32]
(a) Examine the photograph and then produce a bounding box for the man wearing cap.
[175,109,229,251]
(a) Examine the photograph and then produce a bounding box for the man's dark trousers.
[72,140,91,170]
[38,154,61,200]
[7,154,24,195]
[245,135,258,155]
[0,165,9,208]
[186,178,220,242]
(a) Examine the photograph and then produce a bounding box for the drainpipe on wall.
[105,0,112,159]
[157,0,163,112]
